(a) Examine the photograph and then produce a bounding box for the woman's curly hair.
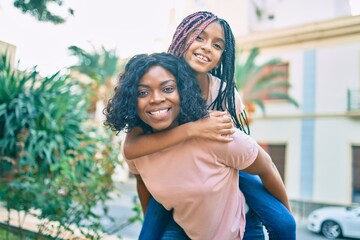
[104,52,208,134]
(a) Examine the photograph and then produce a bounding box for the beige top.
[125,130,258,239]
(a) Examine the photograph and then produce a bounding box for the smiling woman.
[103,52,291,239]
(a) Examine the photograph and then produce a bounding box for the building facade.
[0,40,16,67]
[238,14,360,207]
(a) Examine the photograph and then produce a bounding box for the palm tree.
[235,48,299,122]
[68,45,120,115]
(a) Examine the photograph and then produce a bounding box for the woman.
[104,53,290,239]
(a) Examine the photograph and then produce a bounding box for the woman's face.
[182,21,225,74]
[137,65,180,132]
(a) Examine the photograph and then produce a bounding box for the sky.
[0,0,184,75]
[1,0,360,76]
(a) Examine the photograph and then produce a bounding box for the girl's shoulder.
[208,74,226,93]
[207,73,245,113]
[208,74,223,85]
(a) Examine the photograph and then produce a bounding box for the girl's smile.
[194,53,211,62]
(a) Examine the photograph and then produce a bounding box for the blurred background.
[1,0,360,239]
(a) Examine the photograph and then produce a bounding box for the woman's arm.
[135,174,151,214]
[124,111,235,159]
[243,146,291,211]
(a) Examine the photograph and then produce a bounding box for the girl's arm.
[243,146,291,211]
[124,111,235,159]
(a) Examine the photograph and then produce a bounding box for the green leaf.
[235,48,299,113]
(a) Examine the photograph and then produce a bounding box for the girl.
[104,52,290,240]
[123,11,295,239]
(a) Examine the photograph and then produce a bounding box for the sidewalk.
[104,177,142,240]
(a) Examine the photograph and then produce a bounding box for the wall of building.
[245,16,360,205]
[247,0,351,32]
[0,40,16,67]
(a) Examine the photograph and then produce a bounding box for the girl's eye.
[195,35,204,41]
[214,43,223,50]
[137,90,148,97]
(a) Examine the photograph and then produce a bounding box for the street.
[295,220,349,240]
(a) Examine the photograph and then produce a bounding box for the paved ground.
[104,177,142,240]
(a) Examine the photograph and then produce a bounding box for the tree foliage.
[235,48,299,114]
[68,45,119,87]
[68,45,123,114]
[0,53,121,239]
[13,0,74,24]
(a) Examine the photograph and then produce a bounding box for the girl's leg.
[161,216,190,240]
[139,196,172,240]
[239,171,296,240]
[243,209,266,239]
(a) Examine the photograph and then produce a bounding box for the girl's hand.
[189,111,235,142]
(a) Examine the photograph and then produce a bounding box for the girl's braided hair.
[168,11,249,134]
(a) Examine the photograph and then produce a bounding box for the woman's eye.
[137,90,148,97]
[163,86,175,93]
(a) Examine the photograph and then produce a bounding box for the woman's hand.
[189,111,235,142]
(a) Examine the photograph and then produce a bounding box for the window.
[260,144,286,182]
[258,62,290,102]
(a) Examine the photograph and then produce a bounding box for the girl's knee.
[272,213,296,233]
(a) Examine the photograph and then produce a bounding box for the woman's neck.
[196,73,209,101]
[152,121,179,133]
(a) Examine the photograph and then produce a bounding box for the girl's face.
[137,65,180,132]
[182,21,225,74]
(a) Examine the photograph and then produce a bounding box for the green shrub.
[0,53,121,239]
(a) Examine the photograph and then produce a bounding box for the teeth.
[150,109,168,115]
[196,54,209,62]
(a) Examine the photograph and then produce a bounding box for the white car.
[307,206,360,239]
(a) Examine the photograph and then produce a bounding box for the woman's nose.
[150,92,165,104]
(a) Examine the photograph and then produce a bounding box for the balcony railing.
[347,89,360,112]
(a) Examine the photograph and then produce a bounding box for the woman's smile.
[148,108,170,116]
[146,107,172,122]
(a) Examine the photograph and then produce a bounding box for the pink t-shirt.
[125,130,258,239]
[206,74,245,115]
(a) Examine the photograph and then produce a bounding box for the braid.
[168,11,217,56]
[208,18,250,134]
[168,11,250,134]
